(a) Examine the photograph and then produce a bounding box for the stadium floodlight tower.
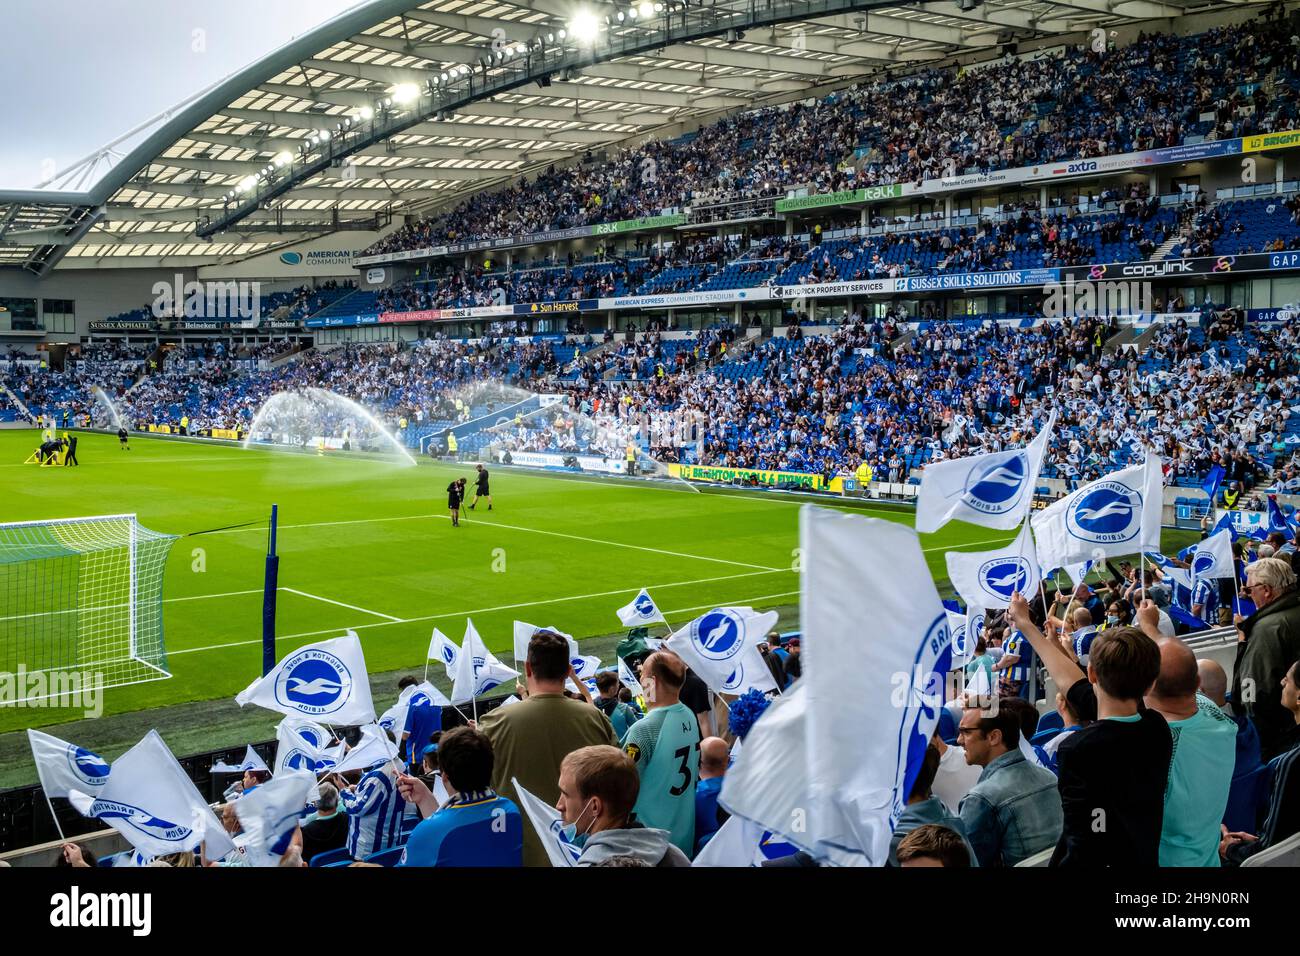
[0,514,177,703]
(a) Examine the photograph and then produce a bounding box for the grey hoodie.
[576,824,692,867]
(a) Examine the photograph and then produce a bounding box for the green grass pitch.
[0,429,1195,783]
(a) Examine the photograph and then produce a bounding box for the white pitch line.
[279,587,403,622]
[166,567,791,657]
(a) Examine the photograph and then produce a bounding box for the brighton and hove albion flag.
[616,589,666,628]
[333,724,401,774]
[666,607,779,696]
[1190,528,1236,584]
[945,520,1041,610]
[378,680,450,745]
[427,629,460,677]
[68,730,234,860]
[720,506,952,866]
[236,632,376,726]
[210,745,270,776]
[1031,455,1163,570]
[233,769,316,866]
[692,815,800,867]
[512,621,578,664]
[452,619,519,705]
[28,729,111,800]
[273,718,340,775]
[916,412,1054,533]
[513,778,582,867]
[617,658,643,698]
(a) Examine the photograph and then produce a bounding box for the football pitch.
[0,429,1195,782]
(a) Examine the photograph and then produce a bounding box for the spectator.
[888,744,977,866]
[782,637,802,684]
[694,736,729,852]
[556,745,690,867]
[397,726,522,867]
[1199,659,1266,834]
[477,630,619,866]
[398,675,442,769]
[895,824,975,868]
[299,782,348,864]
[956,703,1063,866]
[621,650,701,856]
[1235,557,1300,759]
[331,756,408,861]
[594,670,641,738]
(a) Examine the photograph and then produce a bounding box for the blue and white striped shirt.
[340,766,406,860]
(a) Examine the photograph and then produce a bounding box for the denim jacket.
[958,749,1063,867]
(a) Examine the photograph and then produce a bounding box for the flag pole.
[42,788,66,843]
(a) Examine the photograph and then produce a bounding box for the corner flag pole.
[262,504,280,676]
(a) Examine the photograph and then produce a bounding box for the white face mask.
[640,675,657,704]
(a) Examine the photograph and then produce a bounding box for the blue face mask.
[560,798,596,847]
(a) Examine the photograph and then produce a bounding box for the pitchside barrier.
[0,693,513,859]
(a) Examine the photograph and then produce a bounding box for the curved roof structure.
[0,0,1238,275]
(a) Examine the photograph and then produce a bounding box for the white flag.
[512,621,577,664]
[617,658,643,697]
[378,680,451,744]
[233,769,316,866]
[210,745,269,775]
[965,605,986,656]
[1190,528,1236,583]
[273,718,340,775]
[616,588,666,627]
[692,814,800,867]
[512,778,582,867]
[946,610,969,664]
[452,619,519,705]
[1031,455,1163,569]
[916,413,1054,533]
[945,520,1041,610]
[236,632,376,726]
[333,724,401,774]
[27,729,111,800]
[68,730,234,860]
[667,607,779,696]
[427,628,459,677]
[721,506,952,867]
[570,655,602,680]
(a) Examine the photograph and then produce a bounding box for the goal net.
[0,514,177,703]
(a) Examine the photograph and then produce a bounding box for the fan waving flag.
[1201,464,1226,502]
[1032,455,1163,570]
[720,506,952,867]
[210,745,269,776]
[1267,495,1294,536]
[333,724,401,774]
[513,778,581,867]
[233,769,316,866]
[28,729,111,800]
[1190,528,1236,584]
[916,412,1054,533]
[666,607,778,696]
[273,718,341,776]
[452,619,519,705]
[512,621,577,664]
[945,520,1040,610]
[616,589,666,627]
[68,730,235,861]
[236,631,376,726]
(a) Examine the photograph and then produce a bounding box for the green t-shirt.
[621,701,700,856]
[1159,694,1237,867]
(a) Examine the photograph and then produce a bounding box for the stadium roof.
[0,0,1241,275]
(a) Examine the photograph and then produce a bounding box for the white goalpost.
[0,514,178,702]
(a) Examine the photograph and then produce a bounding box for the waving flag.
[617,658,643,698]
[68,730,234,860]
[916,412,1054,533]
[273,718,340,775]
[1267,495,1294,536]
[1190,528,1236,584]
[333,724,401,774]
[1211,510,1237,540]
[512,621,578,664]
[1032,455,1163,570]
[427,629,459,677]
[616,588,666,627]
[1201,464,1226,502]
[512,778,581,867]
[945,520,1040,610]
[233,769,316,866]
[666,607,778,696]
[378,680,450,744]
[570,655,602,680]
[236,632,376,726]
[210,745,269,776]
[452,619,519,705]
[28,729,111,800]
[692,815,800,867]
[721,506,951,866]
[946,610,968,661]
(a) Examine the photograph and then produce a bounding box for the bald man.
[1067,607,1098,666]
[694,737,729,852]
[1145,639,1237,866]
[1199,659,1265,833]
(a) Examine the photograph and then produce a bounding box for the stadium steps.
[268,344,310,368]
[1148,234,1183,261]
[0,385,34,424]
[891,328,917,352]
[1104,325,1139,355]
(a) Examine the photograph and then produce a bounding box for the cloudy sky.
[0,0,363,190]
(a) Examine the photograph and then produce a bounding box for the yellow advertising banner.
[669,463,826,491]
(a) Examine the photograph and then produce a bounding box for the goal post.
[0,514,178,702]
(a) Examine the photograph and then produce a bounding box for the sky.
[0,0,363,190]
